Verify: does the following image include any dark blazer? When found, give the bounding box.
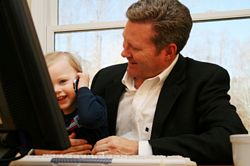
[91,55,247,165]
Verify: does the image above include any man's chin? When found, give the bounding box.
[127,64,141,76]
[127,71,138,79]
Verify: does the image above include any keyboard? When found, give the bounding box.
[10,154,197,166]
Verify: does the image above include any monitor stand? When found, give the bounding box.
[0,133,20,165]
[0,146,18,166]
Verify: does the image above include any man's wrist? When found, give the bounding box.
[138,141,153,155]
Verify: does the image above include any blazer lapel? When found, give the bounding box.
[151,55,187,139]
[105,67,126,135]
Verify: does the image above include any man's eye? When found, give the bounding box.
[131,46,140,51]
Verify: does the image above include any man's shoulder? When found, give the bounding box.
[184,56,227,73]
[96,63,127,77]
[175,55,230,82]
[100,63,127,72]
[92,63,127,84]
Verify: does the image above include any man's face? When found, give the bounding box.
[121,21,167,80]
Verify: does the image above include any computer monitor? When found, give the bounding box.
[0,0,70,160]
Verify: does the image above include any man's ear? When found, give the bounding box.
[161,43,177,61]
[166,43,177,57]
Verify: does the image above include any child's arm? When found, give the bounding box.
[76,87,107,129]
[75,72,107,129]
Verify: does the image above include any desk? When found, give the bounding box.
[199,165,232,166]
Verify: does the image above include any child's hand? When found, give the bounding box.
[76,72,90,88]
[65,132,92,154]
[34,133,92,155]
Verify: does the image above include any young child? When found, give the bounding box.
[45,51,108,146]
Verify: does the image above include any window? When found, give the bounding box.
[42,0,250,115]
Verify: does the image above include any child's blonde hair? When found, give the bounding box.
[45,51,82,72]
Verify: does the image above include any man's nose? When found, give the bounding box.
[121,46,131,58]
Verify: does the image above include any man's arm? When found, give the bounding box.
[149,68,247,164]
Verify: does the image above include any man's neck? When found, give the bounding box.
[134,78,144,89]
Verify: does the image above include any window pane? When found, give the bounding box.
[55,29,126,77]
[182,18,250,113]
[58,0,136,25]
[180,0,250,13]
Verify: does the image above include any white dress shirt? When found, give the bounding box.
[116,54,179,155]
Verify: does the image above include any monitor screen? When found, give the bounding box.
[0,0,70,158]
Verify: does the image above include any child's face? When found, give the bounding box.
[48,59,77,115]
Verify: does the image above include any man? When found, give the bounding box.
[91,0,247,165]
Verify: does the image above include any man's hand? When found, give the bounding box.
[92,136,138,155]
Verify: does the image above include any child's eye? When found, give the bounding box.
[59,79,67,85]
